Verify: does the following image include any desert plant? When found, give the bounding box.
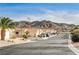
[71,29,79,42]
[22,31,30,39]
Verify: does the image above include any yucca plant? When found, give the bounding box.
[0,17,15,40]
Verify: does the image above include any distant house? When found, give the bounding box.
[0,28,57,40]
[12,28,57,37]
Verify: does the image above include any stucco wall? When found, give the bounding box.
[5,29,10,40]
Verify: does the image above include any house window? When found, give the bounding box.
[16,32,19,34]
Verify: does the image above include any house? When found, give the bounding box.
[12,28,57,38]
[0,28,57,40]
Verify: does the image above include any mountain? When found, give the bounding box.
[13,20,76,32]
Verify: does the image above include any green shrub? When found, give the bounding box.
[22,31,30,39]
[71,29,79,42]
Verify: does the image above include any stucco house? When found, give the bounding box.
[0,28,57,40]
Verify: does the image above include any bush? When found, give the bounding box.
[71,29,79,42]
[22,31,30,39]
[38,33,46,37]
[46,34,49,37]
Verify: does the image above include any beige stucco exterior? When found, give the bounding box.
[0,28,57,40]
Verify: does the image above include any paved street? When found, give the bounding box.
[0,33,75,55]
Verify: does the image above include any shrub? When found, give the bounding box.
[22,31,30,39]
[38,33,46,37]
[71,29,79,42]
[46,34,49,37]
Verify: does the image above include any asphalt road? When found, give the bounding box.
[0,33,75,55]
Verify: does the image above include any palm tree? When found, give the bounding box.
[0,17,15,40]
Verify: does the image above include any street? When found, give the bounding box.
[0,33,75,55]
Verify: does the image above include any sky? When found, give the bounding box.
[0,3,79,25]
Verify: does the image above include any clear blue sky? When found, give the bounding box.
[0,3,79,24]
[0,3,79,16]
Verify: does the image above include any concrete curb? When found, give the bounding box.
[68,39,79,55]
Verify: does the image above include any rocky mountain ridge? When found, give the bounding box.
[13,20,77,32]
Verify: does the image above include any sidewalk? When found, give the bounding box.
[0,38,36,48]
[72,42,79,52]
[68,39,79,55]
[73,42,79,47]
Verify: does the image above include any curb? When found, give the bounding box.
[68,39,79,55]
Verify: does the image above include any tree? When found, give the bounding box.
[0,17,15,40]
